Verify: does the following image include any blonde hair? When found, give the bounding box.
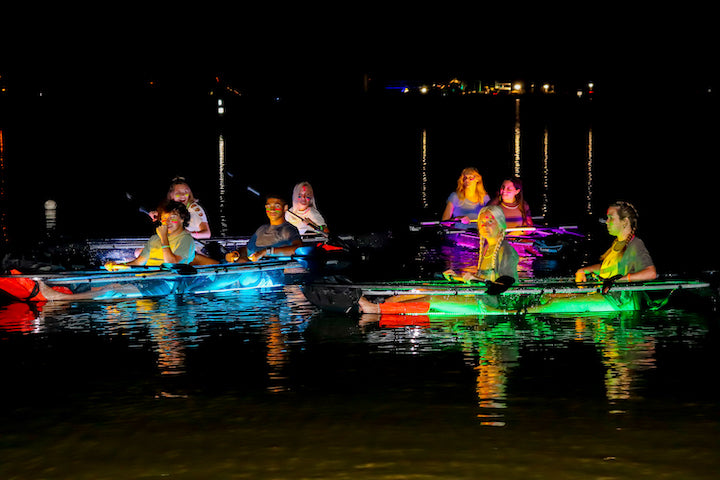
[291,181,317,211]
[477,205,507,279]
[456,167,488,202]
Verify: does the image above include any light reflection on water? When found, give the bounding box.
[1,286,718,478]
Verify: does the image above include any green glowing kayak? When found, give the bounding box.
[303,278,714,315]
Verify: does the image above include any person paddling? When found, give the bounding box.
[108,200,196,269]
[441,167,490,229]
[1,201,196,302]
[358,205,519,314]
[285,181,328,235]
[226,195,303,263]
[489,176,533,228]
[575,201,657,284]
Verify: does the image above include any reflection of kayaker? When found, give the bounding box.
[575,201,657,284]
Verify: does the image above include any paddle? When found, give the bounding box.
[104,262,198,275]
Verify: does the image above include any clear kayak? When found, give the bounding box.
[0,259,306,303]
[303,278,714,315]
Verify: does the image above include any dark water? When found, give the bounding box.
[1,88,720,478]
[1,288,719,478]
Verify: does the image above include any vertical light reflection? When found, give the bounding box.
[0,129,7,243]
[420,128,429,209]
[541,127,550,217]
[218,134,228,236]
[474,344,507,427]
[266,316,289,393]
[586,127,593,215]
[513,98,521,176]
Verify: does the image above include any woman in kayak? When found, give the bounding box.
[285,181,328,235]
[148,177,211,240]
[358,205,519,314]
[575,201,656,283]
[489,176,533,228]
[440,167,490,229]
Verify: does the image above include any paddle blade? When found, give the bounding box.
[486,276,515,295]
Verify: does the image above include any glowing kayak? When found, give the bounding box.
[303,278,713,315]
[441,225,584,256]
[0,260,306,303]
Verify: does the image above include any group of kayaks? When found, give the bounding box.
[0,225,715,316]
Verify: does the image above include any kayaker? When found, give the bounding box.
[489,176,533,228]
[440,167,490,229]
[575,201,657,283]
[148,177,211,240]
[358,205,519,314]
[108,200,196,268]
[285,181,328,235]
[226,195,303,263]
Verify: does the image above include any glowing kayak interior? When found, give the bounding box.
[0,260,306,302]
[303,278,714,315]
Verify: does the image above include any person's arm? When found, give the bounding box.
[622,265,657,282]
[441,202,454,221]
[575,263,601,283]
[156,226,196,264]
[190,221,211,239]
[250,239,303,261]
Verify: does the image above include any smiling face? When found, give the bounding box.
[169,183,192,206]
[500,180,521,203]
[296,185,313,210]
[160,210,185,235]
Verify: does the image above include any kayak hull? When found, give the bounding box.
[0,260,305,302]
[304,279,712,315]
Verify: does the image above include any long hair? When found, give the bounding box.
[456,167,488,202]
[166,176,197,204]
[600,201,639,261]
[477,205,507,276]
[495,176,530,225]
[291,181,317,211]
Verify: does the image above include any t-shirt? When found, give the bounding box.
[186,201,209,234]
[247,222,301,255]
[139,230,196,265]
[285,207,327,235]
[492,201,532,228]
[447,192,490,230]
[600,237,654,279]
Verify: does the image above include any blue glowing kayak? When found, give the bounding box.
[0,259,306,303]
[303,278,714,315]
